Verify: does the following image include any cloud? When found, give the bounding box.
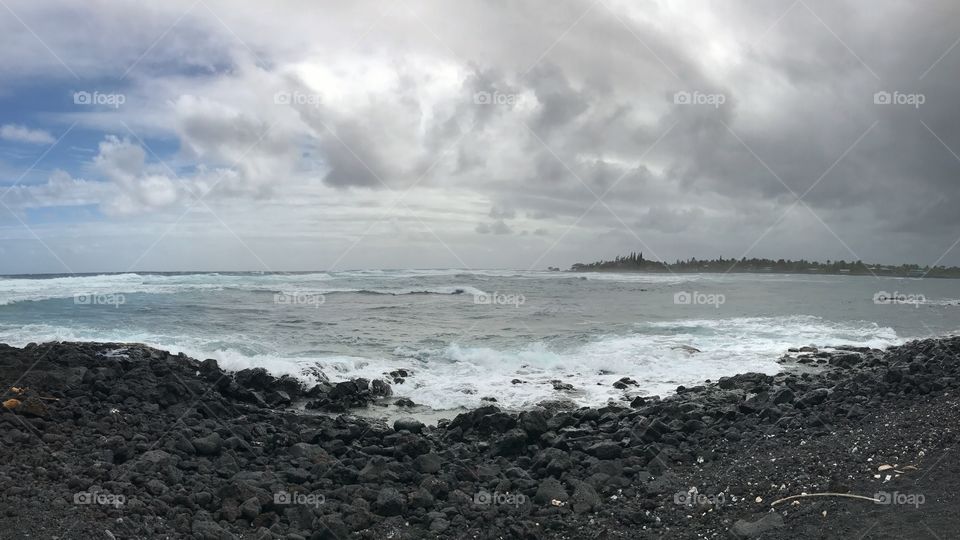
[2,0,960,271]
[1,169,111,210]
[476,219,513,235]
[93,136,183,215]
[0,124,55,145]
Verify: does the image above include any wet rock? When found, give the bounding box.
[518,410,549,437]
[370,378,392,397]
[393,417,424,434]
[830,352,863,368]
[234,367,270,386]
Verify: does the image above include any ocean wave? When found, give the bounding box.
[245,285,489,297]
[921,298,960,306]
[0,271,491,305]
[0,315,903,410]
[0,272,337,305]
[352,285,487,297]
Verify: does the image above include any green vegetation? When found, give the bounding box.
[569,252,960,278]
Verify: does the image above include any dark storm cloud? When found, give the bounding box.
[4,0,960,272]
[319,119,388,189]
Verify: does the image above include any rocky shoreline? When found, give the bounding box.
[1,338,959,539]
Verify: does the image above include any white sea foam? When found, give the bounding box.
[0,272,486,304]
[0,315,903,410]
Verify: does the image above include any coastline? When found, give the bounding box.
[567,268,960,279]
[1,338,958,538]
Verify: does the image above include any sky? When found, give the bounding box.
[1,0,959,274]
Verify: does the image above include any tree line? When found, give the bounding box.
[569,253,960,278]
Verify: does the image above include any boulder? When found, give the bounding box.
[373,487,406,516]
[192,433,224,456]
[393,417,425,434]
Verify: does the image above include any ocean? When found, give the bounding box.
[0,270,957,411]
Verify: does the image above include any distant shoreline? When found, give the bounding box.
[567,254,960,278]
[566,267,960,279]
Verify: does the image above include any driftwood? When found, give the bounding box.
[771,492,881,506]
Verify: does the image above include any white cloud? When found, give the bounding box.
[0,124,55,145]
[1,169,112,210]
[93,136,184,215]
